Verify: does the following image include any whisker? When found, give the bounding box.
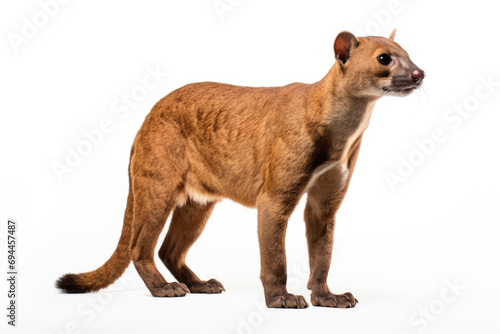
[418,86,430,101]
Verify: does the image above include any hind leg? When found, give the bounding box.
[130,184,190,297]
[159,198,225,294]
[129,123,191,297]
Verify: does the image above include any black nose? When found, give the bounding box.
[411,69,425,84]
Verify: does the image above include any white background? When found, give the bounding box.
[1,0,500,333]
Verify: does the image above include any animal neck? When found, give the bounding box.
[306,64,379,163]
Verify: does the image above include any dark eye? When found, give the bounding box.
[377,54,392,65]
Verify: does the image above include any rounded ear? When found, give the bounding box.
[334,31,359,65]
[388,28,397,41]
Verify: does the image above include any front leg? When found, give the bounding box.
[257,193,309,309]
[304,163,358,308]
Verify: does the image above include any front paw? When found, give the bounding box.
[266,293,309,309]
[311,292,358,308]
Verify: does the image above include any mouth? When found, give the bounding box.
[382,82,420,95]
[382,85,418,93]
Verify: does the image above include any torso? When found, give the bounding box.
[153,81,375,207]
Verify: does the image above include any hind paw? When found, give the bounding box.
[187,279,225,294]
[151,282,190,297]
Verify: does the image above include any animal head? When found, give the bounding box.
[333,29,424,97]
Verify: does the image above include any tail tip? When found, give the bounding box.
[56,274,88,293]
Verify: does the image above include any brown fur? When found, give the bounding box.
[57,31,424,308]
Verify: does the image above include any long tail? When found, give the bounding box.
[56,185,134,293]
